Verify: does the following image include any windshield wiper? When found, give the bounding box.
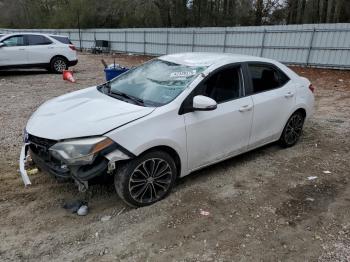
[98,82,111,94]
[109,90,144,106]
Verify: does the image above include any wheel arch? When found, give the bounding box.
[293,107,306,118]
[50,55,68,64]
[278,106,307,139]
[138,145,182,178]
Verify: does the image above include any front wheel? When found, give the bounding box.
[114,151,177,207]
[50,57,68,74]
[279,111,305,147]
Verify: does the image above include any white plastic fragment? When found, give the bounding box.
[307,176,318,181]
[19,144,31,186]
[77,205,88,216]
[101,215,111,222]
[27,168,39,176]
[323,170,331,174]
[200,209,210,216]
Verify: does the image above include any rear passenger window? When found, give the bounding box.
[27,35,52,45]
[50,36,72,44]
[248,64,289,94]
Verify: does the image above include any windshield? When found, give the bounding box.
[108,59,207,107]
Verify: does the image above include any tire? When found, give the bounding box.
[279,111,305,147]
[114,150,177,207]
[50,56,68,74]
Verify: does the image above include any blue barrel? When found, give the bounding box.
[104,67,129,81]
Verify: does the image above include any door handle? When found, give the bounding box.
[284,92,294,98]
[48,47,54,49]
[239,105,253,112]
[18,48,25,50]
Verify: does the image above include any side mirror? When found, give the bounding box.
[0,42,5,48]
[192,95,217,111]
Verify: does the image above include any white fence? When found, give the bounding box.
[1,23,350,69]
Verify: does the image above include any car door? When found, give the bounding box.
[182,64,254,171]
[246,62,296,149]
[0,35,28,66]
[25,35,54,64]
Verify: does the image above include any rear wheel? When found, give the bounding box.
[114,151,177,207]
[279,111,305,147]
[50,56,68,74]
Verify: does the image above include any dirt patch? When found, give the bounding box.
[0,53,350,261]
[276,180,341,225]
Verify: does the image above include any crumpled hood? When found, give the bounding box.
[26,86,155,140]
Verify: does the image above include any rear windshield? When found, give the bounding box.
[51,36,72,44]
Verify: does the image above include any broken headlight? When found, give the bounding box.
[49,137,114,165]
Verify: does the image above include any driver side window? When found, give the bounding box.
[2,35,25,47]
[194,66,243,103]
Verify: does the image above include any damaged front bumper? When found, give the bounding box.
[19,136,132,188]
[19,143,31,186]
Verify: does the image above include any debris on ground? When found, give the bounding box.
[307,176,318,181]
[27,168,39,175]
[77,205,89,216]
[63,200,87,214]
[101,215,111,222]
[199,209,210,216]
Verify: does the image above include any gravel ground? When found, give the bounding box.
[0,53,350,261]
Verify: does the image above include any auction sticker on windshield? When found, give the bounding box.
[170,70,197,78]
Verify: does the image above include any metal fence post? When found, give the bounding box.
[108,31,111,53]
[124,30,127,53]
[223,29,227,53]
[191,30,195,52]
[260,29,266,57]
[306,28,316,66]
[143,30,146,55]
[165,30,169,54]
[78,28,82,51]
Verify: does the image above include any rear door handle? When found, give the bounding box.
[18,48,25,50]
[48,47,54,49]
[239,105,253,112]
[284,92,294,98]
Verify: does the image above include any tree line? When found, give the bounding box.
[0,0,349,29]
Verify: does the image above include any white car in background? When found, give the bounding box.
[20,53,314,207]
[0,33,77,73]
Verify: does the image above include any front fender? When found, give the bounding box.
[106,107,188,177]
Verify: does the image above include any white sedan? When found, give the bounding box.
[20,53,314,207]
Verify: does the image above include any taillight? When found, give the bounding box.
[309,84,315,93]
[69,45,76,51]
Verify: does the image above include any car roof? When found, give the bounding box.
[0,32,69,38]
[159,52,276,67]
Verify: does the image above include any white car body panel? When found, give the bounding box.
[0,45,29,65]
[26,87,155,140]
[26,43,56,64]
[22,52,314,183]
[248,81,296,149]
[184,96,254,171]
[106,105,188,177]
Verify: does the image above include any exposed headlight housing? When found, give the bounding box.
[49,137,114,165]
